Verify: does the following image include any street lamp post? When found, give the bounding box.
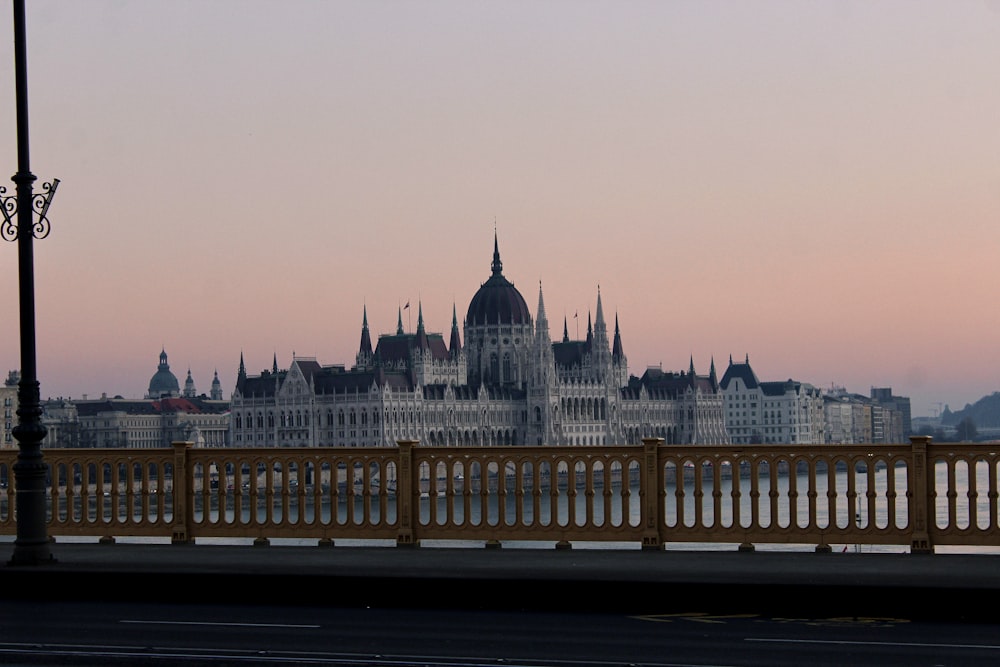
[2,0,57,565]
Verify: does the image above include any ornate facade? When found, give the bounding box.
[231,236,728,448]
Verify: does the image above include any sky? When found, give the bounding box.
[1,1,999,419]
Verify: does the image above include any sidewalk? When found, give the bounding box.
[3,540,999,620]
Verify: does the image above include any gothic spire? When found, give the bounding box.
[491,229,503,276]
[563,316,570,343]
[237,352,246,392]
[595,285,606,331]
[397,306,404,335]
[359,304,373,357]
[612,313,624,361]
[415,301,429,349]
[449,302,462,357]
[536,281,548,331]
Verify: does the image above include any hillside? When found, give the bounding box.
[941,392,1000,428]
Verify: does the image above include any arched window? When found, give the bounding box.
[489,354,499,382]
[502,353,511,383]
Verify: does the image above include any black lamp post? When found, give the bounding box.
[2,0,57,565]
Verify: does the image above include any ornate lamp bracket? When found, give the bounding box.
[1,177,58,241]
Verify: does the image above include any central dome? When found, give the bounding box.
[466,235,531,326]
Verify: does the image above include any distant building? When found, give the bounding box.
[719,356,825,444]
[39,351,230,448]
[822,386,909,444]
[230,235,728,448]
[871,387,911,437]
[40,397,79,448]
[72,395,230,448]
[1,371,18,448]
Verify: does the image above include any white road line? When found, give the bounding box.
[121,619,321,629]
[748,637,1000,650]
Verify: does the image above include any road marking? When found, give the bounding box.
[121,619,321,629]
[632,612,759,623]
[748,638,1000,650]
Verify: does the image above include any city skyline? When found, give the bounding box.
[2,1,999,418]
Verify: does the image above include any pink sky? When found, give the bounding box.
[2,1,999,418]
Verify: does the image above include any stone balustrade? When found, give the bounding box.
[1,436,996,553]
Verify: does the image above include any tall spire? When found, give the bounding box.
[359,304,373,357]
[595,285,606,331]
[397,306,404,335]
[612,313,624,361]
[536,281,548,330]
[449,302,462,357]
[563,316,570,343]
[237,352,246,388]
[415,300,429,349]
[272,353,278,374]
[491,229,503,276]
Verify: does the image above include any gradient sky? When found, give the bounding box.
[2,1,999,419]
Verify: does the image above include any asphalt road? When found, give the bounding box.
[3,598,1000,666]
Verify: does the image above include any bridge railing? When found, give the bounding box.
[0,436,996,552]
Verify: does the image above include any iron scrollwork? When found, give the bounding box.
[0,177,59,241]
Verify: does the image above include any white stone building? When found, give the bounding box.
[231,236,729,448]
[719,355,825,444]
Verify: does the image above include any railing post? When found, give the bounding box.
[908,435,933,554]
[396,439,419,547]
[641,437,664,551]
[171,441,192,544]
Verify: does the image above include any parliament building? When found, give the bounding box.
[231,236,728,448]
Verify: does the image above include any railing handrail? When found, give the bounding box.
[2,435,997,553]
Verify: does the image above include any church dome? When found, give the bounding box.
[466,235,531,326]
[148,349,180,398]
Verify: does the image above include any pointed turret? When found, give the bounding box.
[536,281,549,337]
[211,369,223,400]
[612,314,624,361]
[415,301,429,349]
[449,303,462,358]
[359,305,373,356]
[184,367,195,397]
[397,306,404,335]
[563,316,570,343]
[491,229,503,276]
[585,312,593,348]
[272,353,278,374]
[709,356,718,390]
[689,355,696,376]
[594,286,606,334]
[236,352,247,393]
